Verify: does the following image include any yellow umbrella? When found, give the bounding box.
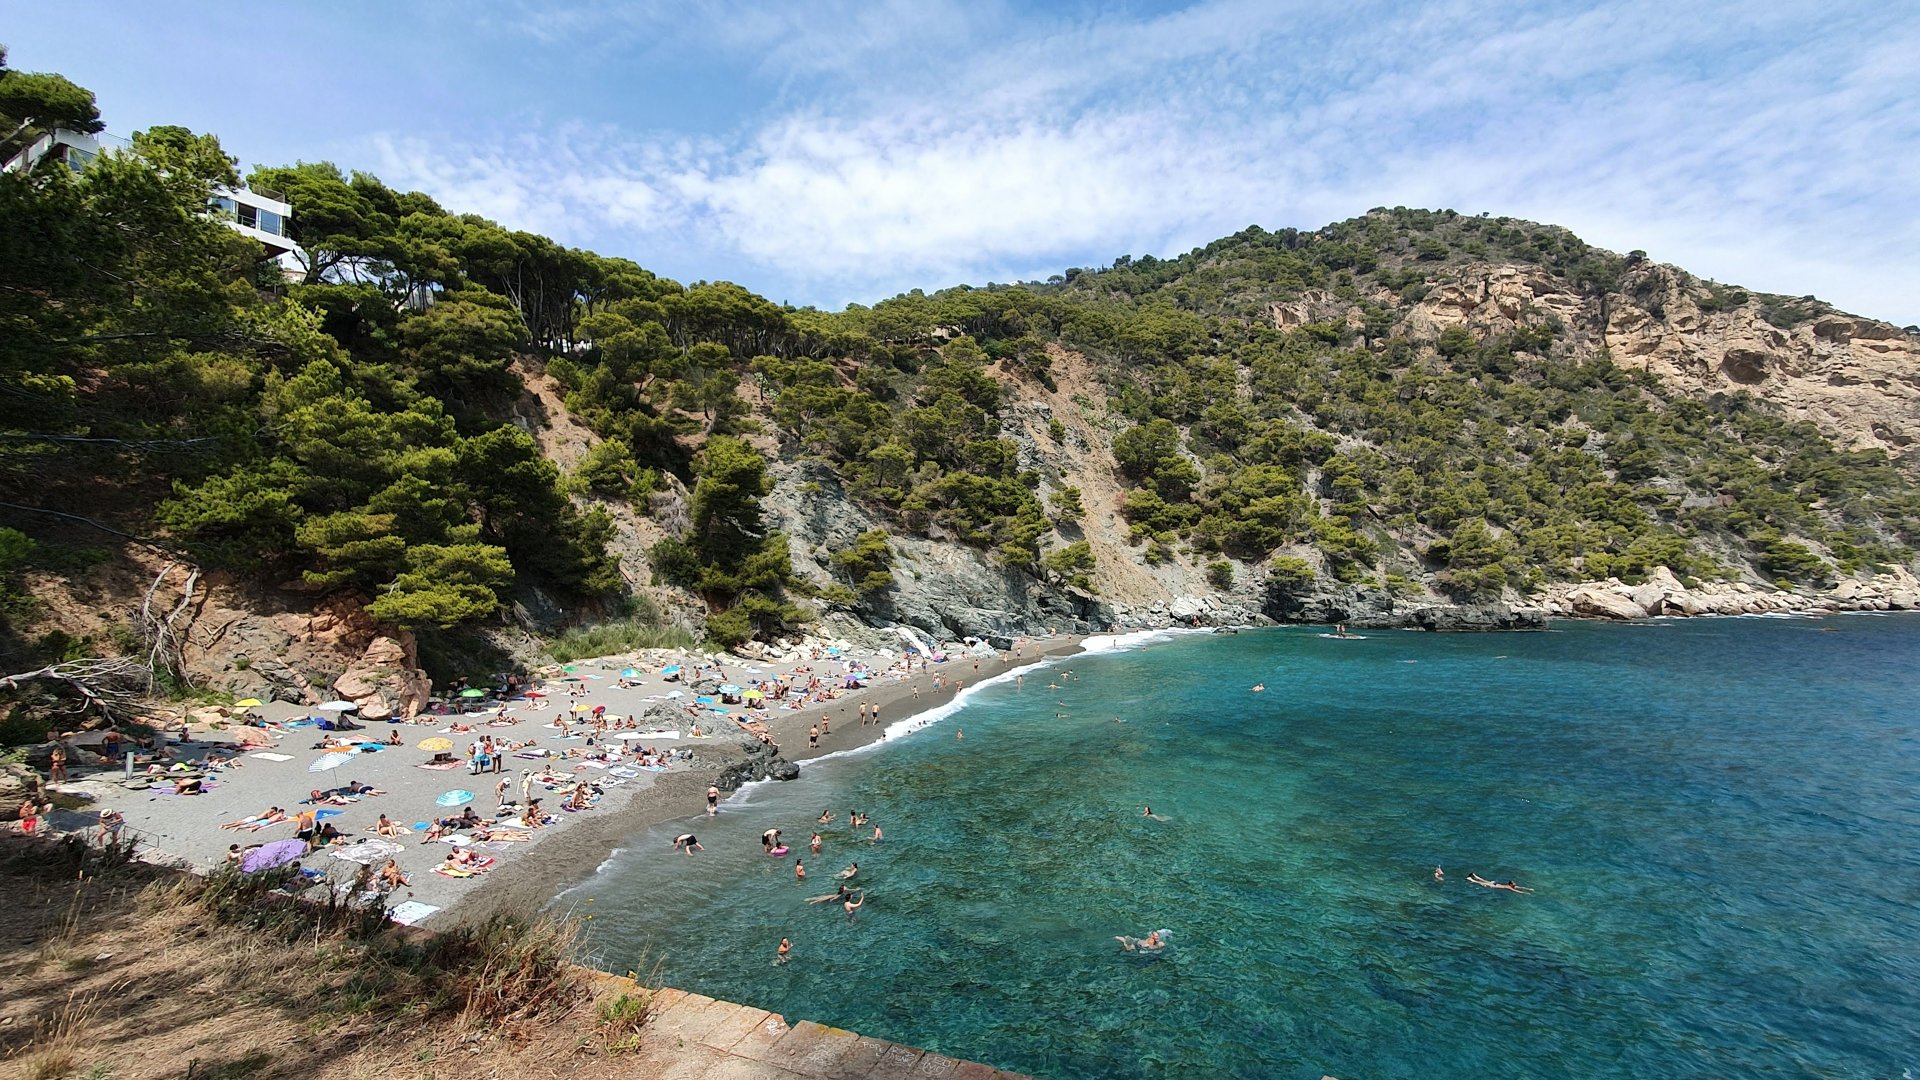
[417,737,454,752]
[571,703,593,712]
[234,699,263,708]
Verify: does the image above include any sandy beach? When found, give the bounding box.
[61,633,1083,928]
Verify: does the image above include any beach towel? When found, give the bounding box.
[330,839,403,865]
[387,901,439,925]
[416,761,463,771]
[249,752,294,762]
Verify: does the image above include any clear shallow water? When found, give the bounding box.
[574,618,1920,1079]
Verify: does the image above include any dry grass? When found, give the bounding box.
[0,839,669,1080]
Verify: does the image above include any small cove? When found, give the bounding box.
[574,617,1920,1079]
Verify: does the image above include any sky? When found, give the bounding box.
[6,1,1917,323]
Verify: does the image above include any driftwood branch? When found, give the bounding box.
[139,562,200,692]
[0,656,151,721]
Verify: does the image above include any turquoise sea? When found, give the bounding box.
[573,617,1920,1079]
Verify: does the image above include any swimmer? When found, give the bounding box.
[956,728,964,741]
[837,861,859,881]
[871,824,883,844]
[844,891,864,923]
[809,831,823,855]
[795,859,806,882]
[1466,873,1532,893]
[776,937,791,965]
[818,810,834,825]
[762,828,781,852]
[1434,866,1445,882]
[1251,683,1265,692]
[673,833,704,856]
[1116,929,1167,952]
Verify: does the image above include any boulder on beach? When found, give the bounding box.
[1567,588,1648,621]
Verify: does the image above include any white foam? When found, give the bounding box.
[1080,627,1211,655]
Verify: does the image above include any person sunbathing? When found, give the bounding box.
[378,859,410,889]
[385,731,403,746]
[422,816,459,842]
[373,814,403,837]
[221,807,286,830]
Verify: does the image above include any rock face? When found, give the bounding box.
[1276,261,1920,461]
[1262,579,1546,631]
[766,460,1116,639]
[332,634,432,719]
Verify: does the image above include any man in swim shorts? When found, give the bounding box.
[673,834,704,855]
[706,785,719,814]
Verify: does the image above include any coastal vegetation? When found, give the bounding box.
[0,836,660,1077]
[4,55,1919,720]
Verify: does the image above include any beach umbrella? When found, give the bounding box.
[234,698,263,708]
[743,690,765,701]
[620,668,640,678]
[436,790,474,808]
[241,838,308,873]
[665,691,685,699]
[417,737,453,752]
[458,688,487,699]
[317,700,359,712]
[718,684,742,695]
[661,666,681,675]
[571,702,592,712]
[309,751,355,773]
[526,689,547,697]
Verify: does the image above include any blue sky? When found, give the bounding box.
[7,1,1917,323]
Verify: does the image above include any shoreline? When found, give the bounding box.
[454,635,1085,924]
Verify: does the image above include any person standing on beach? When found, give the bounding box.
[859,701,870,724]
[706,785,720,816]
[820,715,829,736]
[494,773,512,810]
[870,704,879,725]
[809,725,820,749]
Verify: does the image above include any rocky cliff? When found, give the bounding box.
[1274,259,1920,463]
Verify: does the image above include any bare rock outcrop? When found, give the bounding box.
[332,634,432,720]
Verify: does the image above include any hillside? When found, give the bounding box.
[4,58,1920,735]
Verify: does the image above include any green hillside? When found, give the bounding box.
[4,57,1918,686]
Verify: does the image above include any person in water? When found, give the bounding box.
[870,824,883,844]
[809,831,823,855]
[776,937,791,965]
[762,827,781,852]
[837,861,858,880]
[1467,873,1531,892]
[1250,683,1265,692]
[706,785,720,815]
[673,833,704,856]
[795,859,806,882]
[1116,930,1166,952]
[843,891,864,923]
[1434,866,1445,882]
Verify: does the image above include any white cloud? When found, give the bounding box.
[363,0,1920,323]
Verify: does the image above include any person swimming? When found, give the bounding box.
[1250,683,1265,692]
[1467,873,1531,893]
[1116,929,1169,952]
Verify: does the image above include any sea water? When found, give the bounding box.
[573,618,1920,1079]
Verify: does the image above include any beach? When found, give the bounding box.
[61,633,1082,928]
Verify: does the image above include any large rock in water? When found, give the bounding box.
[1405,604,1547,631]
[333,634,432,719]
